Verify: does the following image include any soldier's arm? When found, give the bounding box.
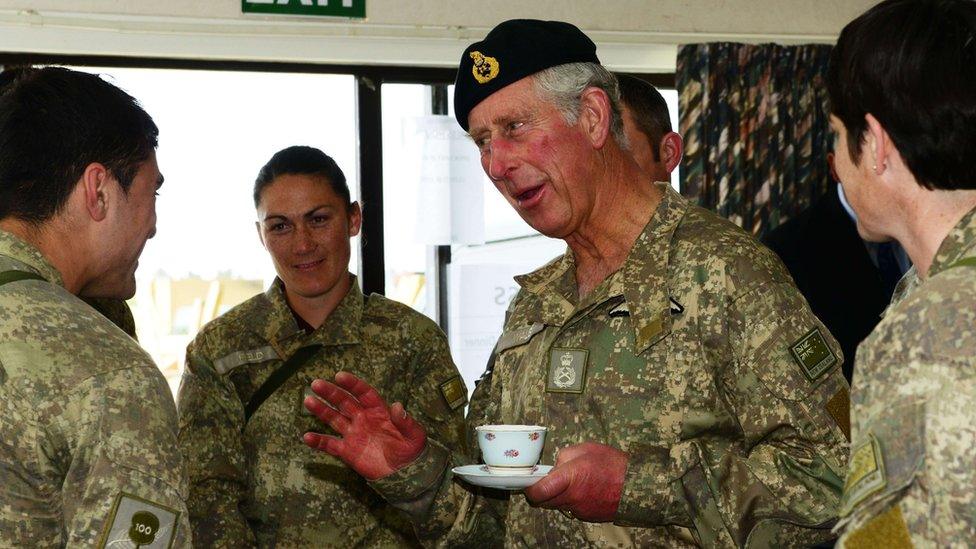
[614,281,849,546]
[176,339,256,547]
[60,366,192,548]
[707,280,849,545]
[368,362,509,548]
[399,317,467,461]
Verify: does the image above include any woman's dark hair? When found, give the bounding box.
[827,0,976,190]
[253,146,350,207]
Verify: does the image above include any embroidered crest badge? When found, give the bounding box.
[547,348,588,393]
[470,51,500,84]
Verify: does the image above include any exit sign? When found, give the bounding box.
[242,0,366,19]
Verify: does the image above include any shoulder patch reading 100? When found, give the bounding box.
[98,492,180,549]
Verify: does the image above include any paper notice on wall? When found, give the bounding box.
[448,263,535,396]
[404,116,485,245]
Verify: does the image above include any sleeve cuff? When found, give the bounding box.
[614,442,694,527]
[369,438,452,503]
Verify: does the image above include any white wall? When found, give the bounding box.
[0,1,879,71]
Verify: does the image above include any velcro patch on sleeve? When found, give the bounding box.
[841,434,886,516]
[789,327,837,382]
[98,492,180,549]
[439,376,467,411]
[826,388,852,441]
[843,503,913,549]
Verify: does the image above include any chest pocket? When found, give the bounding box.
[488,323,546,424]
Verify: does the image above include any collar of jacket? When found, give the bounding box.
[929,204,976,277]
[513,183,688,356]
[259,275,364,358]
[0,229,65,287]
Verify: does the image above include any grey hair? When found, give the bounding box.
[532,62,628,148]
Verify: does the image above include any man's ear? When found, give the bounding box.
[578,87,613,149]
[659,132,683,174]
[348,201,362,238]
[81,163,111,222]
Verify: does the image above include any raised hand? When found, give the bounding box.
[302,371,427,480]
[523,442,628,522]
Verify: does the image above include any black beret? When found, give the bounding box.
[453,19,599,131]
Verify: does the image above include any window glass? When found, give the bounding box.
[75,67,359,395]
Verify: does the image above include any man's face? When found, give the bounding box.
[621,105,669,183]
[85,152,160,299]
[467,77,598,239]
[256,174,360,302]
[829,114,889,242]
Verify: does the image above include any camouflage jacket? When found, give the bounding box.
[0,230,191,548]
[371,185,851,548]
[177,277,467,548]
[83,297,139,340]
[836,206,976,547]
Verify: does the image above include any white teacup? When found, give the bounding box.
[476,425,547,475]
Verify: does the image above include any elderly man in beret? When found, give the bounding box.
[303,19,850,547]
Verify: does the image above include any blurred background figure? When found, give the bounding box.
[617,74,683,184]
[764,152,910,382]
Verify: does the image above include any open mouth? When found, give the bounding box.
[515,185,544,206]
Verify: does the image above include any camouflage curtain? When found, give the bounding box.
[677,43,834,237]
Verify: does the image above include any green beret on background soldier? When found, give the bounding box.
[0,67,190,547]
[302,19,851,547]
[176,146,467,547]
[826,0,976,545]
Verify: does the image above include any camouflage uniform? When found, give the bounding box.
[371,184,851,548]
[84,297,139,339]
[177,277,467,548]
[0,230,191,548]
[836,206,976,547]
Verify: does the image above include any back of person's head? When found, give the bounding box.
[254,145,350,208]
[617,74,672,160]
[0,66,31,93]
[828,0,976,191]
[0,67,159,225]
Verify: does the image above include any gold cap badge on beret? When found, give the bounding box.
[469,51,499,84]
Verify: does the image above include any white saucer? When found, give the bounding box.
[452,464,553,490]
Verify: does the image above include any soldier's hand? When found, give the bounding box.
[523,442,628,522]
[303,371,427,481]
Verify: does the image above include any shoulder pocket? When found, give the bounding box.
[751,323,840,402]
[840,399,925,517]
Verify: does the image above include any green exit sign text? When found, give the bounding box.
[242,0,366,19]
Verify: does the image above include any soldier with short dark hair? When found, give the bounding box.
[302,20,850,547]
[0,67,190,547]
[617,74,683,184]
[827,0,976,544]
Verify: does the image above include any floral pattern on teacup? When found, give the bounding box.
[529,432,540,441]
[485,432,495,441]
[504,449,519,458]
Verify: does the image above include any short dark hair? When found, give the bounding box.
[253,146,350,207]
[0,67,159,224]
[828,0,976,191]
[617,74,672,162]
[0,66,31,93]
